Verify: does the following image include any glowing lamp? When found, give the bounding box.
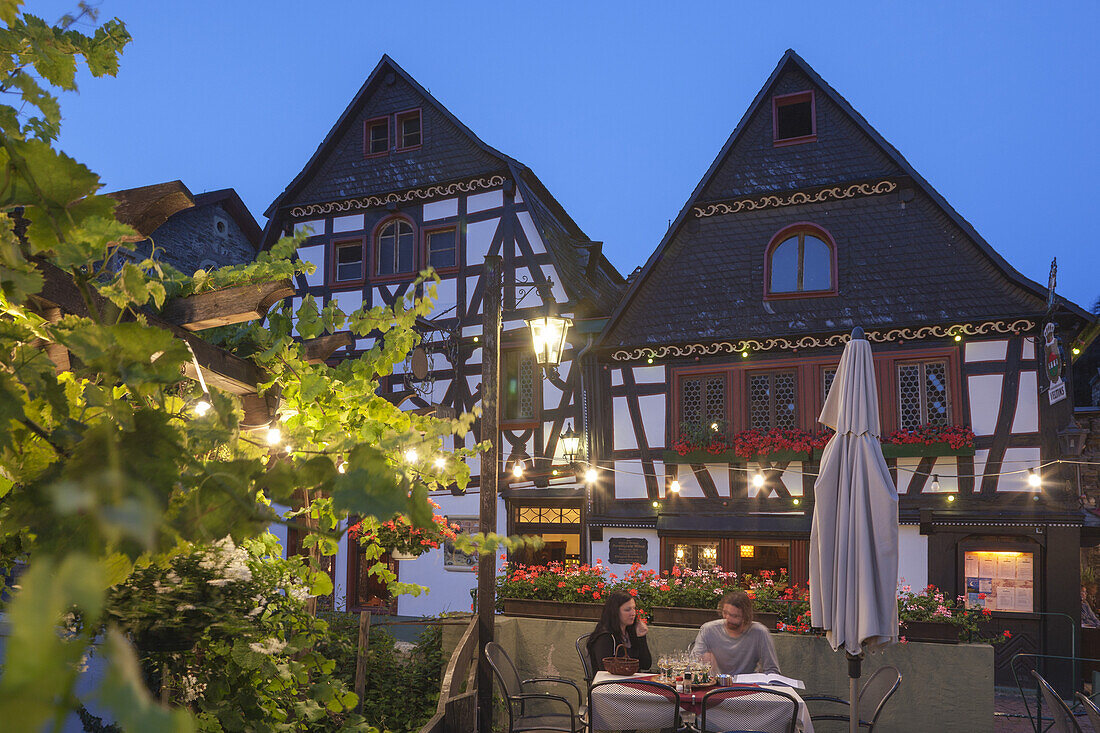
[1028,468,1041,489]
[193,396,213,417]
[669,480,681,494]
[560,423,581,462]
[740,544,755,558]
[585,467,598,484]
[265,426,282,446]
[526,314,573,367]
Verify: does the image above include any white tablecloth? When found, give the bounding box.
[590,671,814,732]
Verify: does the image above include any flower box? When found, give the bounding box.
[391,550,418,561]
[880,444,976,459]
[663,450,744,465]
[901,621,959,644]
[500,598,602,621]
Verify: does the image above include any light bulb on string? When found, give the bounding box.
[930,474,941,492]
[404,448,418,463]
[193,395,213,417]
[669,480,681,494]
[512,460,525,479]
[947,494,956,503]
[652,501,660,508]
[585,467,598,484]
[434,457,446,469]
[1028,468,1041,489]
[265,426,282,446]
[752,471,765,489]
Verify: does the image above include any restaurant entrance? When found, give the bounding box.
[507,499,584,566]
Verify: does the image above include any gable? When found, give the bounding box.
[287,72,504,208]
[699,65,902,202]
[602,50,1087,350]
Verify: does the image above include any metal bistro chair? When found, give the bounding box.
[485,641,585,733]
[1030,670,1082,733]
[588,678,680,733]
[699,685,800,733]
[576,633,594,686]
[802,665,900,732]
[1074,691,1100,732]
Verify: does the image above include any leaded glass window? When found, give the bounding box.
[503,350,537,423]
[749,371,798,431]
[897,361,950,431]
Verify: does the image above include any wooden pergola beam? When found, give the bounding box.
[159,279,294,331]
[303,332,354,364]
[31,258,268,400]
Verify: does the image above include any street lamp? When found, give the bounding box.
[1057,418,1088,457]
[526,314,572,368]
[560,422,581,463]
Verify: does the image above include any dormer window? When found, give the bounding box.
[772,91,815,145]
[365,117,389,156]
[396,109,421,150]
[764,223,836,298]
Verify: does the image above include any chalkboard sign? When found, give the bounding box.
[608,537,649,566]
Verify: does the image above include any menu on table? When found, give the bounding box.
[964,550,1034,613]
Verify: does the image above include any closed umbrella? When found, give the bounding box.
[809,327,899,733]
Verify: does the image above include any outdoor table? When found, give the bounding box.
[590,671,814,732]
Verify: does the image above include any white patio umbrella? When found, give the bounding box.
[809,327,899,733]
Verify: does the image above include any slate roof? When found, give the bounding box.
[193,188,262,250]
[600,50,1092,350]
[264,55,623,314]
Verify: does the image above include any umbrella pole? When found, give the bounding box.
[847,651,863,733]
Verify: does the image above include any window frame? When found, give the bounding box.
[395,108,422,152]
[363,115,390,158]
[772,90,817,146]
[422,224,459,276]
[746,367,800,432]
[895,358,952,431]
[371,214,418,283]
[763,222,838,301]
[661,536,793,576]
[501,344,541,428]
[327,236,367,288]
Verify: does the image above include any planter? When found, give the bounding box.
[391,550,419,561]
[880,443,975,459]
[745,450,813,464]
[500,598,602,621]
[901,620,959,644]
[663,450,744,465]
[650,606,779,631]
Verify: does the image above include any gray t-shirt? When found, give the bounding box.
[693,620,780,675]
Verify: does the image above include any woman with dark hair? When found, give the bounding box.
[587,590,652,672]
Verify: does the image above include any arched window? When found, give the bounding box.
[375,217,415,277]
[764,224,836,297]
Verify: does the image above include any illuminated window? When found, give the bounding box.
[672,542,719,571]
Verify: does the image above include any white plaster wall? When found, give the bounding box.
[332,289,362,315]
[964,340,1007,362]
[967,374,1003,436]
[466,218,498,265]
[632,367,666,384]
[611,369,624,387]
[432,278,457,318]
[293,219,326,237]
[973,449,989,488]
[1022,337,1036,360]
[613,396,636,450]
[516,211,547,254]
[423,197,458,221]
[999,447,1043,491]
[333,522,349,612]
[638,394,665,449]
[396,492,506,616]
[467,189,503,214]
[614,460,652,499]
[898,526,928,591]
[591,528,660,575]
[1011,371,1039,434]
[332,214,364,233]
[297,244,326,287]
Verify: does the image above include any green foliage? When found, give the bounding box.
[0,4,509,730]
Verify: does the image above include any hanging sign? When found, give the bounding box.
[1046,258,1058,313]
[1044,322,1067,405]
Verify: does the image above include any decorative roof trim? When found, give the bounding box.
[693,179,897,219]
[609,318,1036,362]
[289,175,507,218]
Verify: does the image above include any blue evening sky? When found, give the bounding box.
[41,1,1100,311]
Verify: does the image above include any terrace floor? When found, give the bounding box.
[994,686,1097,732]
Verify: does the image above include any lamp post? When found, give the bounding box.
[477,257,574,732]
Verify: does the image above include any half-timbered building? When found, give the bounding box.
[261,56,623,616]
[588,50,1095,682]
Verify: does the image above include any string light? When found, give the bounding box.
[1028,468,1041,488]
[710,422,719,432]
[947,494,956,502]
[585,467,598,484]
[404,449,418,463]
[265,426,282,446]
[930,474,941,492]
[740,351,749,359]
[953,333,962,342]
[652,500,660,508]
[551,469,559,476]
[1073,346,1081,356]
[752,471,765,489]
[792,498,800,506]
[193,396,212,417]
[434,457,446,469]
[669,480,681,494]
[647,357,654,364]
[337,460,347,474]
[512,460,525,479]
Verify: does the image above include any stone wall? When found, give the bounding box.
[447,616,995,733]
